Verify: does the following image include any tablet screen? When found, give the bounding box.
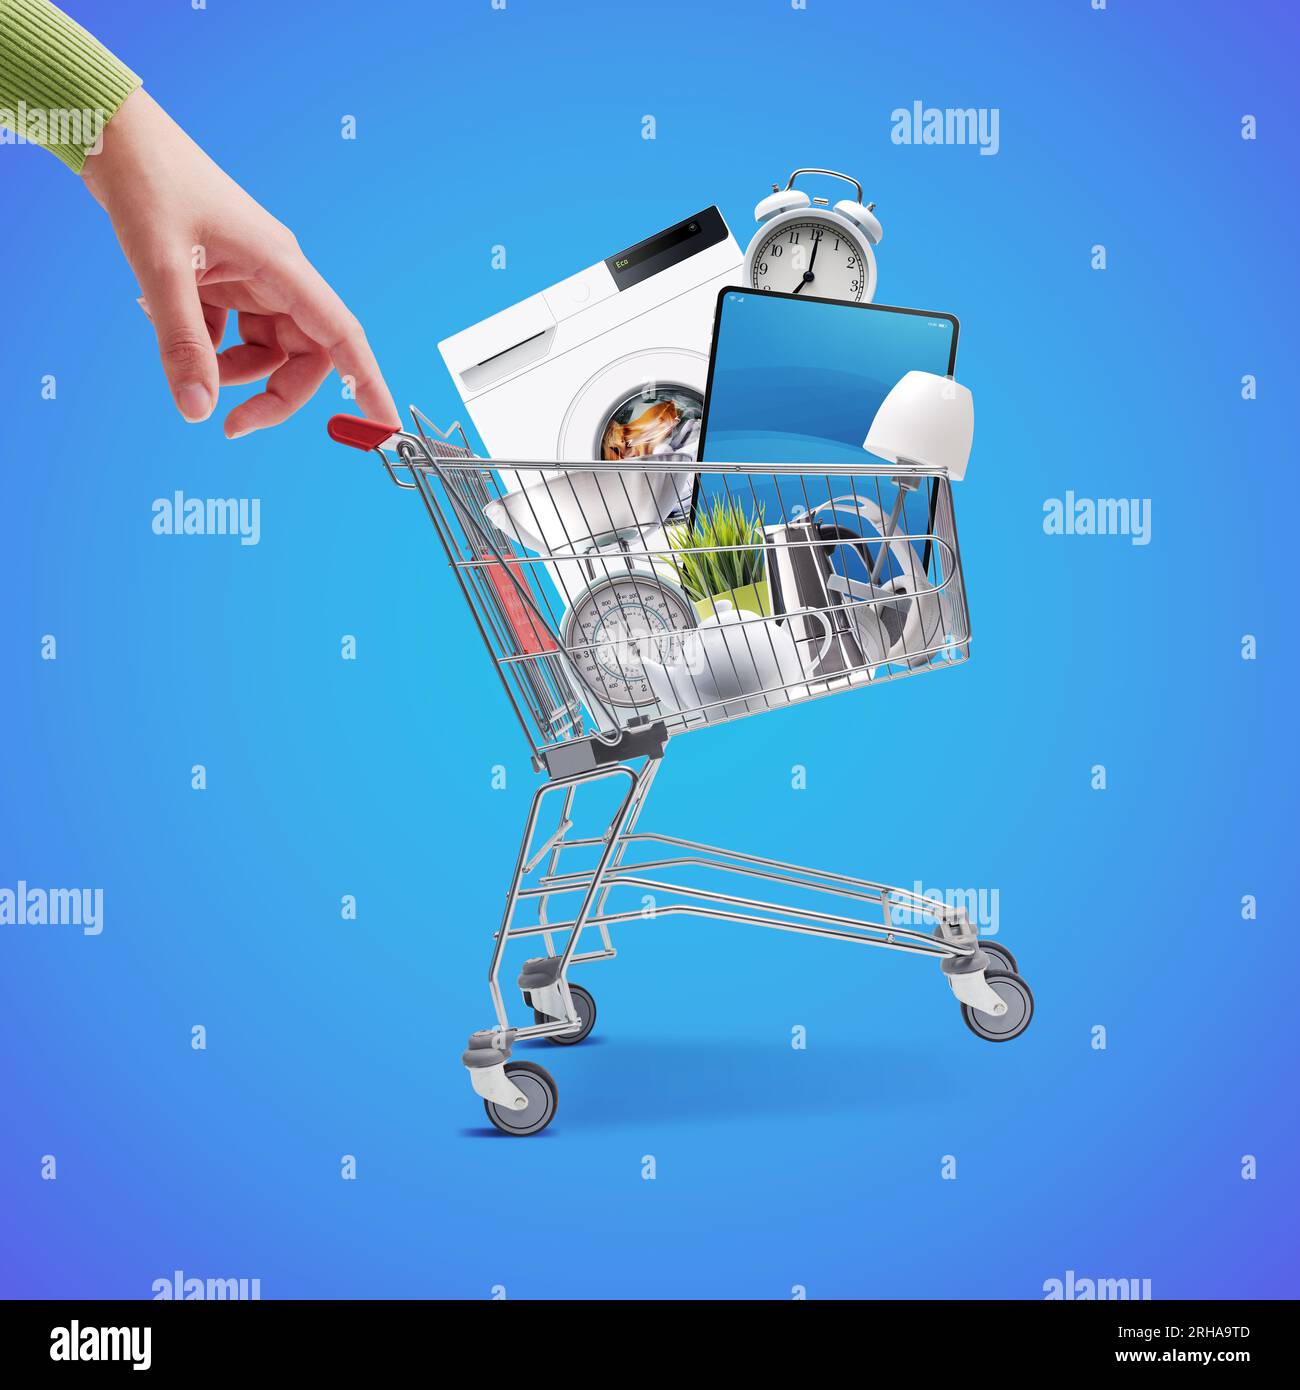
[689,289,961,617]
[697,290,958,469]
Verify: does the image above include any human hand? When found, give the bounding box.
[81,88,398,437]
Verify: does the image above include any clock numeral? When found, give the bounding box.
[770,243,783,257]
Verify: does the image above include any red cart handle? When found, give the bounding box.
[327,414,400,451]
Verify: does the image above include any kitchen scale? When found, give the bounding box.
[557,525,697,722]
[482,453,701,727]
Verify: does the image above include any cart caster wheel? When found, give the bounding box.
[534,983,596,1046]
[978,941,1018,976]
[961,970,1034,1043]
[484,1061,558,1137]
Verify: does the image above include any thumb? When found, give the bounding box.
[135,259,220,423]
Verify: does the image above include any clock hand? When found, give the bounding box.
[791,234,820,294]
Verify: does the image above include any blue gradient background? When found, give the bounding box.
[2,0,1297,1299]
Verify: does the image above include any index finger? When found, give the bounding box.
[257,252,399,428]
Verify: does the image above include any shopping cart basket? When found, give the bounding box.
[328,409,1033,1135]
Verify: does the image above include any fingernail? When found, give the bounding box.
[227,427,252,440]
[177,383,213,422]
[136,296,152,320]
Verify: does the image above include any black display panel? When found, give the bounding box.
[604,207,729,290]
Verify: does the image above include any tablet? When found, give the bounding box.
[691,290,960,655]
[697,288,959,469]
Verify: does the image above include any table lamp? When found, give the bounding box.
[863,370,974,481]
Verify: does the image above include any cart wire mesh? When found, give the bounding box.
[344,409,970,766]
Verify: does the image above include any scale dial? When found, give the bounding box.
[747,214,876,303]
[561,572,696,709]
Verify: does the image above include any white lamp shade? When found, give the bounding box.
[863,371,974,480]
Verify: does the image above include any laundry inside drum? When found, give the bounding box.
[598,385,703,461]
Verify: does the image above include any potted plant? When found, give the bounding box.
[667,497,770,621]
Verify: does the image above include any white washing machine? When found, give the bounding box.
[438,205,741,480]
[438,208,742,731]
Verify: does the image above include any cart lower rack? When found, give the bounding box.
[329,409,1033,1135]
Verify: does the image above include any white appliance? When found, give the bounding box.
[438,206,742,486]
[438,208,742,733]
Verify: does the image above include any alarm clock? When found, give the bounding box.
[743,168,883,303]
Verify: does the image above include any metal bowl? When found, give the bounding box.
[484,462,694,555]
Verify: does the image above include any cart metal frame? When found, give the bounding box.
[328,408,1033,1135]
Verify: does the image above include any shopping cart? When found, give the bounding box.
[328,409,1033,1136]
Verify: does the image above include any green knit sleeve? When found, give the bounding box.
[0,0,140,173]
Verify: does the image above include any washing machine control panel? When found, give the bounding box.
[603,207,731,292]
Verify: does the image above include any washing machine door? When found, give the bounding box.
[499,348,702,512]
[544,346,703,538]
[558,347,707,467]
[497,346,706,553]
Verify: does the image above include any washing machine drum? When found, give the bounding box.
[558,348,707,464]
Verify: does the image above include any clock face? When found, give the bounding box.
[750,218,870,302]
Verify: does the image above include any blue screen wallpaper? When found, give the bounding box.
[2,0,1298,1301]
[701,293,956,467]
